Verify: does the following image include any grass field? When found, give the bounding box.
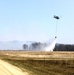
[0,50,74,75]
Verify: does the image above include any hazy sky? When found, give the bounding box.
[0,0,74,44]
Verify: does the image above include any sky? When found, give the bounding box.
[0,0,74,44]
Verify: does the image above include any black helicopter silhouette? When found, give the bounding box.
[54,15,60,19]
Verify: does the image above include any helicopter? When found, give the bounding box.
[54,15,60,19]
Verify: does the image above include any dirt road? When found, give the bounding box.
[0,60,28,75]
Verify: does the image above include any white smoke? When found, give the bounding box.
[28,37,57,51]
[44,38,57,51]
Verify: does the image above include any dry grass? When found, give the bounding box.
[0,50,74,60]
[0,50,74,75]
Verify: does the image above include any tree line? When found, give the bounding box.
[23,42,74,51]
[54,44,74,51]
[23,42,47,50]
